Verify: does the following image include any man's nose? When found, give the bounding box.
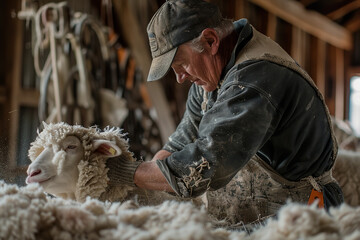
[176,73,187,84]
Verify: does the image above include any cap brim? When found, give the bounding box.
[147,47,178,82]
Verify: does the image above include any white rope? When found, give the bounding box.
[201,89,208,115]
[306,176,322,192]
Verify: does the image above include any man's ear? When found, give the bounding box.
[91,139,122,158]
[201,28,220,55]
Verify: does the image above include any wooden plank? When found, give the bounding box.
[316,39,326,96]
[291,26,300,64]
[248,0,353,50]
[291,27,302,67]
[19,89,40,107]
[291,27,308,69]
[335,48,345,119]
[299,0,318,7]
[302,32,310,73]
[8,3,23,169]
[267,13,277,40]
[0,86,5,103]
[326,45,336,115]
[327,0,360,20]
[235,0,246,19]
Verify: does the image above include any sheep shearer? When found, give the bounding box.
[107,0,344,222]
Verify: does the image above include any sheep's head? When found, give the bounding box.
[25,122,134,201]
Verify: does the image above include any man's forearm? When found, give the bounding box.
[133,160,175,192]
[134,149,174,192]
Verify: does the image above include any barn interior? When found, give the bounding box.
[0,0,359,187]
[2,0,360,239]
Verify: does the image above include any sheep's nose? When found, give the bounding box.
[28,169,42,177]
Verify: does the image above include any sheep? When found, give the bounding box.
[25,122,279,225]
[27,122,270,225]
[331,116,360,151]
[26,122,181,205]
[1,180,360,240]
[330,116,360,206]
[332,149,360,206]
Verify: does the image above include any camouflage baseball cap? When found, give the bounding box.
[146,0,222,81]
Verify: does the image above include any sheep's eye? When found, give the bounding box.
[65,145,77,151]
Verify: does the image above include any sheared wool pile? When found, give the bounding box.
[1,181,360,240]
[0,181,238,240]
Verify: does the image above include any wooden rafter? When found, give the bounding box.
[248,0,353,50]
[344,12,360,32]
[326,0,360,20]
[299,0,319,7]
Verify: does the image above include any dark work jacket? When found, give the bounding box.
[156,19,342,206]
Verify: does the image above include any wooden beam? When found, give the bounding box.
[299,0,318,7]
[327,0,360,20]
[335,48,345,119]
[344,12,360,32]
[248,0,353,50]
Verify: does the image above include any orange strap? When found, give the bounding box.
[308,189,324,208]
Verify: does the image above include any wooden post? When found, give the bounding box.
[235,0,246,19]
[291,27,301,66]
[291,27,307,68]
[267,13,277,40]
[8,4,24,169]
[335,48,345,119]
[316,39,326,97]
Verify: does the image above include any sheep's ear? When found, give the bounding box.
[92,139,122,158]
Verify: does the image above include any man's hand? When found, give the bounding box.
[129,149,175,193]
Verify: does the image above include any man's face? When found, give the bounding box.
[171,43,220,92]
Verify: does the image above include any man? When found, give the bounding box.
[107,0,343,223]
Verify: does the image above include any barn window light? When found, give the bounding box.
[349,76,360,136]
